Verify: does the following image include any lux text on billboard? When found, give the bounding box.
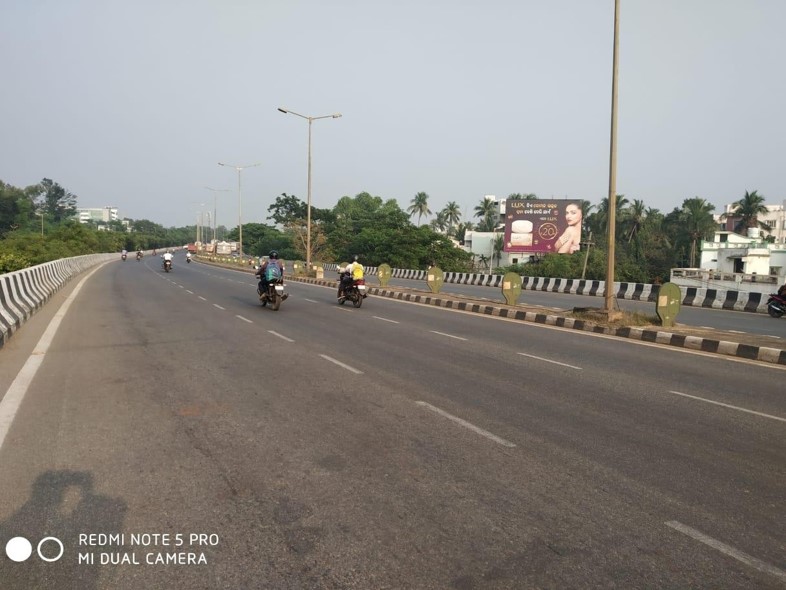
[504,199,582,254]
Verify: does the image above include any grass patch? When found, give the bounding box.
[570,308,660,328]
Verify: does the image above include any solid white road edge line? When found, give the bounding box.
[416,401,516,448]
[0,264,105,453]
[665,521,786,582]
[517,352,582,370]
[319,354,363,374]
[268,330,294,342]
[667,390,786,422]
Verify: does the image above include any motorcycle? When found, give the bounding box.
[163,259,172,273]
[186,257,191,263]
[121,253,127,261]
[136,252,142,261]
[767,293,786,318]
[257,277,287,311]
[338,274,367,308]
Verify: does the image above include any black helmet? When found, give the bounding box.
[352,254,359,262]
[269,250,279,259]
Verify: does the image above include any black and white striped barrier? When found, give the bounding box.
[0,254,115,349]
[321,264,777,313]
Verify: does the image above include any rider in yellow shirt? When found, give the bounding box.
[338,255,364,299]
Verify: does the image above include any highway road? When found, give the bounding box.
[384,276,786,339]
[1,253,784,589]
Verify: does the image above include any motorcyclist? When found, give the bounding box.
[256,250,284,296]
[338,255,364,300]
[162,249,173,269]
[121,248,128,260]
[186,252,192,263]
[778,282,786,298]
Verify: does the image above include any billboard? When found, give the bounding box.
[504,199,582,254]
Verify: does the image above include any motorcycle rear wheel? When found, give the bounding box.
[352,291,363,308]
[271,293,282,311]
[768,305,784,318]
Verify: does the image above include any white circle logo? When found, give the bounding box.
[5,537,33,562]
[37,537,64,562]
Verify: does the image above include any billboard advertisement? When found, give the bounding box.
[504,199,582,254]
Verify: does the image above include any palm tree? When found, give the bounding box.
[407,192,431,226]
[455,221,473,244]
[595,194,629,238]
[429,210,448,233]
[623,199,647,243]
[492,233,504,270]
[441,201,461,235]
[474,197,497,232]
[722,190,768,234]
[679,197,716,267]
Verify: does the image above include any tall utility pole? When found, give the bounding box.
[205,186,231,243]
[218,163,261,259]
[278,107,342,269]
[604,0,621,314]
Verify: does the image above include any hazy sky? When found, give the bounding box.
[2,0,785,229]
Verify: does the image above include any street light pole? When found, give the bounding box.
[604,0,621,314]
[205,186,231,243]
[218,163,260,259]
[278,107,342,269]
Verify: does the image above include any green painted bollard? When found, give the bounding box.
[426,266,444,293]
[377,263,392,287]
[656,282,682,328]
[502,272,522,306]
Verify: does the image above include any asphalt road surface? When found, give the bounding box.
[384,276,786,339]
[1,254,784,589]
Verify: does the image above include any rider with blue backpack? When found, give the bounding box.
[256,250,284,295]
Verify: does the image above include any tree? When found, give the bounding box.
[267,193,307,226]
[0,181,32,235]
[677,197,717,268]
[441,201,462,235]
[429,210,448,233]
[722,190,769,235]
[580,200,594,234]
[587,194,629,240]
[492,233,504,270]
[407,192,431,226]
[473,197,497,232]
[623,199,647,243]
[37,178,77,223]
[454,222,473,244]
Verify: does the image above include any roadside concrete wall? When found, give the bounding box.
[0,254,115,349]
[323,264,775,313]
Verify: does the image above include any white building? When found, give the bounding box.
[718,200,786,244]
[672,229,786,291]
[76,207,120,224]
[699,229,786,278]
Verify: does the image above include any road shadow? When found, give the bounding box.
[0,470,127,590]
